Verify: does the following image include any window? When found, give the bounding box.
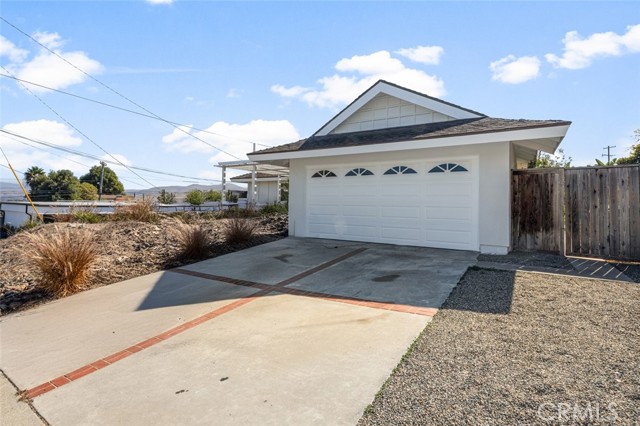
[428,163,468,173]
[383,166,417,175]
[345,168,374,177]
[311,170,337,178]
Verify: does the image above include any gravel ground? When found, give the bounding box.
[478,251,573,269]
[0,214,287,316]
[359,268,640,425]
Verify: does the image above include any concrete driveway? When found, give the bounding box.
[0,238,477,425]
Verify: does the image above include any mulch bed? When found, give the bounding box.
[0,214,288,316]
[359,268,640,425]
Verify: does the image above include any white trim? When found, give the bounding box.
[249,125,570,162]
[315,81,483,136]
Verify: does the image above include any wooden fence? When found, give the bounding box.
[512,165,640,260]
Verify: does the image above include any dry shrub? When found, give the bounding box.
[114,200,157,222]
[176,224,210,260]
[224,218,258,244]
[22,227,97,297]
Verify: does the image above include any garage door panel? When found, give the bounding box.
[308,185,340,197]
[381,227,421,241]
[425,196,472,208]
[378,183,421,197]
[425,182,473,197]
[381,206,420,218]
[308,223,339,235]
[342,184,376,197]
[342,224,379,238]
[308,204,340,215]
[426,229,473,245]
[426,206,471,220]
[342,205,378,217]
[425,218,473,231]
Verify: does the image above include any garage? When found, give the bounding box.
[248,80,571,254]
[305,158,479,250]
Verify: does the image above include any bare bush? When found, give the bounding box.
[21,227,97,297]
[114,200,157,222]
[223,218,258,244]
[175,224,210,260]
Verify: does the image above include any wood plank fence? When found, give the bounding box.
[511,165,640,261]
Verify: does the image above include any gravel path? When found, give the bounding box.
[359,268,640,425]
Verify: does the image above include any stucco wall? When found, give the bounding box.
[288,141,511,254]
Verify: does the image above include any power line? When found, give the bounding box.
[1,64,158,188]
[0,17,243,160]
[0,73,272,148]
[0,129,222,183]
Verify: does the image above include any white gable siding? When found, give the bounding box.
[331,94,455,134]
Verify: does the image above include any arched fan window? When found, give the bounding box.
[383,166,418,175]
[428,163,468,173]
[311,170,337,178]
[345,168,374,177]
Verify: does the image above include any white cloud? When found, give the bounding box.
[396,45,444,65]
[489,55,541,84]
[1,31,103,92]
[271,50,446,109]
[545,24,640,69]
[146,0,173,4]
[0,35,28,63]
[0,120,89,175]
[161,119,300,164]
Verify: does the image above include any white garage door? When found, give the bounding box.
[305,159,479,251]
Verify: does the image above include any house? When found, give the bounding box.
[230,172,288,205]
[248,80,571,254]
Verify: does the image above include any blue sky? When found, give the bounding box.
[1,1,639,189]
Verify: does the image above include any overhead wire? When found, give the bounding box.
[0,64,158,188]
[0,129,222,183]
[0,17,244,160]
[0,74,272,148]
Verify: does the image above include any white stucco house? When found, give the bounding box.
[230,172,288,205]
[248,80,571,254]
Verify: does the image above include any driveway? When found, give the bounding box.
[0,238,477,425]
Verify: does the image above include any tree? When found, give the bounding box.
[528,148,572,168]
[616,129,640,165]
[157,189,176,204]
[80,164,124,195]
[185,189,205,206]
[73,182,98,200]
[47,169,80,201]
[24,166,49,201]
[204,190,221,202]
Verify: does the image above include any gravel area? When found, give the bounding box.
[359,268,640,425]
[0,214,287,316]
[478,250,573,269]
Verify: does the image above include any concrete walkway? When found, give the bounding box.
[477,256,635,283]
[0,238,476,425]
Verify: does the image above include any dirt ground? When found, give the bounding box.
[359,268,640,425]
[0,214,287,316]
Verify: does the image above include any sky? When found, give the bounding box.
[1,1,639,190]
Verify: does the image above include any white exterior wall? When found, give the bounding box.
[288,141,511,254]
[257,181,279,204]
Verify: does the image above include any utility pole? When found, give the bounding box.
[602,145,616,165]
[98,161,106,201]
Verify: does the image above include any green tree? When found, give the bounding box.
[80,164,124,195]
[48,169,80,201]
[204,190,221,202]
[157,189,176,204]
[528,148,572,168]
[24,166,49,200]
[73,182,98,200]
[616,129,640,165]
[185,189,205,206]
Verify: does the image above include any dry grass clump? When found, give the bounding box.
[175,224,210,260]
[114,200,157,222]
[22,227,97,297]
[223,218,258,244]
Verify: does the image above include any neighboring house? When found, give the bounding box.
[230,172,287,205]
[248,80,571,254]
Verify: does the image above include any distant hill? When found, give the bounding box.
[125,183,247,202]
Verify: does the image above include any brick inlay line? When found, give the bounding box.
[23,247,367,400]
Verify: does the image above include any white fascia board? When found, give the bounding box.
[249,125,570,162]
[315,81,483,136]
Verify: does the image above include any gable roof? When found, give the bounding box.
[253,117,571,155]
[313,80,486,136]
